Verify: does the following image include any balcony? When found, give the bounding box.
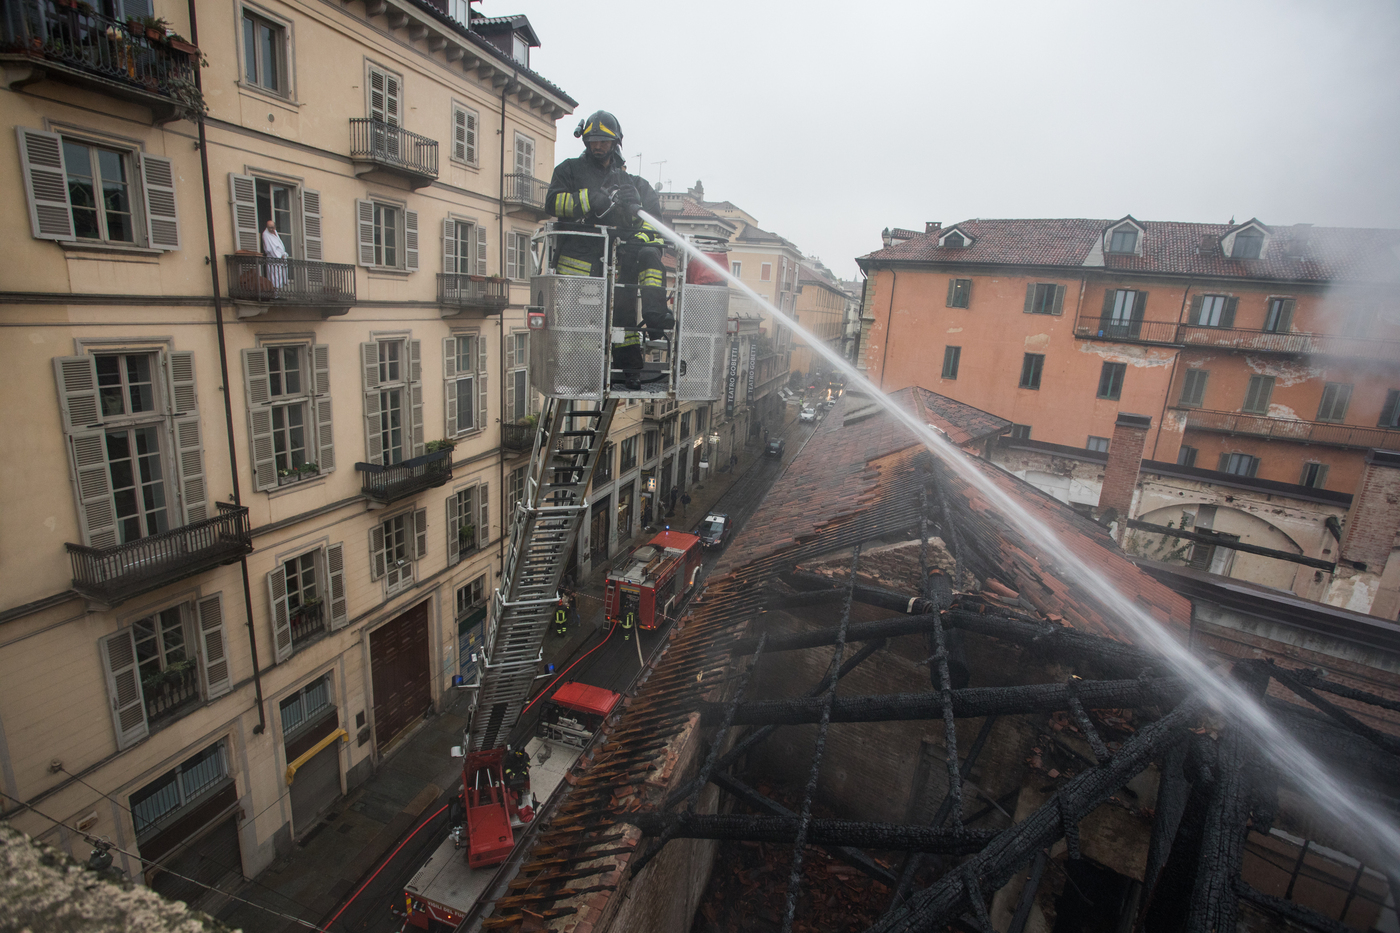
[1072,316,1181,346]
[503,173,550,216]
[143,662,199,725]
[1180,408,1400,451]
[349,118,438,188]
[438,274,509,317]
[289,600,325,649]
[67,503,253,607]
[1176,325,1400,361]
[1,0,203,122]
[643,400,677,421]
[226,255,356,316]
[501,421,536,452]
[355,449,453,504]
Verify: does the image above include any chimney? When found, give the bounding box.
[1098,413,1152,523]
[1340,449,1400,572]
[925,221,942,234]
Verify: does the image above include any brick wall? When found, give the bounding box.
[1098,413,1151,520]
[1340,449,1400,572]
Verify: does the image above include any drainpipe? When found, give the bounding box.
[188,0,266,734]
[878,268,898,390]
[1150,281,1195,462]
[496,75,515,580]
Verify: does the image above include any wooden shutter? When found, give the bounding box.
[54,355,102,432]
[356,199,376,266]
[1101,289,1116,318]
[1023,283,1036,314]
[414,507,428,560]
[1188,295,1203,325]
[99,628,148,749]
[475,224,488,275]
[242,347,270,407]
[1275,298,1295,332]
[506,231,518,280]
[361,342,381,390]
[197,594,232,699]
[477,334,488,434]
[443,337,458,437]
[1220,296,1238,328]
[369,522,386,580]
[313,344,334,472]
[268,564,293,663]
[167,351,206,524]
[478,482,489,544]
[1379,389,1400,428]
[447,492,460,565]
[16,127,75,240]
[1301,463,1329,488]
[363,390,383,465]
[1051,285,1065,315]
[404,209,419,272]
[410,382,425,456]
[1134,291,1148,320]
[409,338,422,384]
[229,173,260,253]
[71,430,118,548]
[139,153,180,250]
[454,106,477,163]
[369,67,400,124]
[947,279,958,308]
[443,218,458,274]
[515,133,534,177]
[302,188,323,261]
[243,349,276,491]
[325,543,348,630]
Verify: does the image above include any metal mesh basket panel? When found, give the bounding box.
[529,275,609,400]
[676,284,729,401]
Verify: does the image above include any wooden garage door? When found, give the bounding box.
[370,601,431,752]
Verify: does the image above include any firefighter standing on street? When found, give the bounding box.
[554,595,570,637]
[545,110,669,390]
[621,610,635,641]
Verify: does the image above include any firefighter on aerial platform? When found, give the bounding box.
[502,745,529,791]
[545,110,670,391]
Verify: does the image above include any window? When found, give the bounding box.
[242,9,287,94]
[1190,529,1239,574]
[443,218,487,276]
[1316,382,1352,423]
[279,675,332,738]
[662,418,676,449]
[760,263,772,282]
[267,544,346,660]
[99,595,229,748]
[228,174,320,260]
[1299,461,1329,489]
[55,350,207,547]
[451,104,479,165]
[17,128,180,249]
[1232,230,1263,259]
[620,435,638,472]
[1188,294,1237,328]
[680,413,691,440]
[506,332,531,422]
[1380,389,1400,428]
[1024,283,1064,316]
[1219,453,1261,477]
[1108,226,1138,253]
[942,346,961,379]
[445,333,487,437]
[1008,424,1031,440]
[130,741,230,840]
[448,482,490,564]
[1263,297,1295,334]
[943,231,966,248]
[731,261,742,277]
[644,430,659,460]
[1086,436,1110,453]
[511,33,530,66]
[1179,369,1209,408]
[946,278,971,308]
[1177,445,1198,467]
[244,344,334,492]
[1242,375,1274,414]
[1019,353,1044,390]
[361,337,422,466]
[356,199,418,271]
[1097,362,1126,400]
[513,131,535,180]
[506,230,535,280]
[456,574,487,620]
[507,465,527,514]
[596,442,614,484]
[371,509,426,596]
[367,63,402,126]
[1101,289,1147,336]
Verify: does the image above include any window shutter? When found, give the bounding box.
[464,109,477,163]
[477,335,488,433]
[1379,389,1400,428]
[139,153,180,250]
[475,223,489,275]
[409,338,422,384]
[53,355,102,432]
[414,507,428,560]
[312,344,334,472]
[385,73,401,125]
[1277,298,1295,332]
[268,564,293,663]
[447,494,460,565]
[1051,285,1065,316]
[1188,295,1203,325]
[443,218,457,274]
[241,347,270,407]
[197,594,232,699]
[229,173,260,253]
[356,199,376,266]
[166,350,198,416]
[1134,291,1148,320]
[16,127,75,240]
[453,107,467,162]
[1101,289,1116,318]
[946,279,957,308]
[70,430,118,548]
[369,523,386,580]
[325,543,348,629]
[505,362,516,421]
[99,628,148,749]
[515,133,534,177]
[506,231,518,280]
[302,188,323,261]
[404,209,419,272]
[362,341,381,390]
[312,343,331,397]
[248,409,276,492]
[1023,283,1035,314]
[363,391,383,465]
[1217,453,1231,472]
[443,338,458,437]
[1221,297,1238,328]
[478,482,489,543]
[173,417,207,524]
[410,382,425,456]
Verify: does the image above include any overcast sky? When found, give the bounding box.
[511,0,1400,280]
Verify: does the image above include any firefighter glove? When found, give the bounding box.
[615,184,642,217]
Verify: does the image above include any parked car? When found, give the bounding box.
[765,438,785,458]
[822,397,836,410]
[697,513,731,549]
[799,408,816,423]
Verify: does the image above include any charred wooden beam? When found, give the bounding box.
[1234,881,1355,933]
[1293,668,1400,714]
[625,812,998,854]
[1124,518,1337,571]
[941,609,1169,676]
[700,676,1188,727]
[1269,663,1400,756]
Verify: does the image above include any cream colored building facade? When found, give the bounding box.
[0,0,571,903]
[789,260,847,380]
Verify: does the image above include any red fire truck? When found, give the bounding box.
[603,530,704,632]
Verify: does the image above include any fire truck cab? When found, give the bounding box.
[603,530,703,632]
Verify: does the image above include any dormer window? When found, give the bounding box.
[1232,230,1263,259]
[1109,227,1138,253]
[944,231,965,248]
[512,34,529,66]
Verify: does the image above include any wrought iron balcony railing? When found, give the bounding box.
[503,173,549,212]
[1072,316,1181,345]
[349,118,438,185]
[501,422,536,452]
[437,274,509,315]
[66,503,253,606]
[1180,408,1400,451]
[355,449,453,503]
[226,255,356,308]
[144,663,199,724]
[289,601,325,647]
[643,400,677,421]
[1,0,203,118]
[1176,325,1400,361]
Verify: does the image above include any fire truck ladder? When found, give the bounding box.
[468,396,619,752]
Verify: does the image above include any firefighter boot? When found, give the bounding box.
[640,286,672,340]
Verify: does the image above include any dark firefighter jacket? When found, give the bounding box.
[546,152,662,258]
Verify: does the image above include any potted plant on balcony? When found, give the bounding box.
[298,462,320,478]
[459,523,476,553]
[278,467,300,486]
